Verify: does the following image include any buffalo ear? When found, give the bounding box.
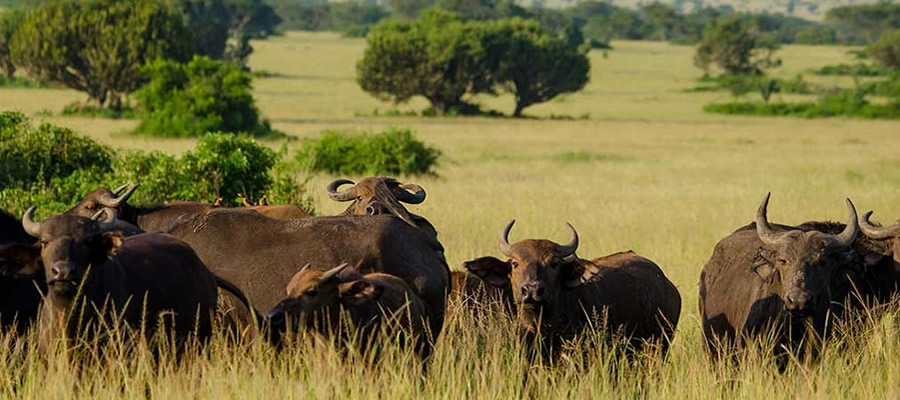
[339,281,383,307]
[0,244,42,277]
[100,232,125,258]
[561,260,601,289]
[463,257,511,288]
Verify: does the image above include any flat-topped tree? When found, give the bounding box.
[11,0,189,110]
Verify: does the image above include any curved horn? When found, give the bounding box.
[21,206,41,238]
[834,198,859,246]
[91,209,118,231]
[860,211,900,239]
[756,192,787,246]
[499,220,515,257]
[327,179,358,202]
[320,263,349,281]
[112,184,129,196]
[556,223,579,258]
[98,183,140,208]
[396,183,426,204]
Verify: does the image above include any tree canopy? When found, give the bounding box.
[11,0,190,109]
[694,16,781,76]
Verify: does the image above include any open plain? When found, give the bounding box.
[1,32,899,399]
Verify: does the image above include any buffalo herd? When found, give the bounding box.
[1,179,898,367]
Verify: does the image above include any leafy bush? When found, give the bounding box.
[703,90,900,119]
[60,102,137,119]
[0,111,113,189]
[813,63,888,77]
[133,56,280,138]
[0,115,313,217]
[180,133,277,204]
[861,78,900,98]
[296,128,440,176]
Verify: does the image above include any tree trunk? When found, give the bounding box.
[513,103,525,118]
[429,98,447,116]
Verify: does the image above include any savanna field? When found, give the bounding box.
[2,32,900,398]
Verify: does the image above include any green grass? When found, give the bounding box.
[1,33,900,399]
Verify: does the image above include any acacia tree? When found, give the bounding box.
[12,0,189,110]
[486,19,590,117]
[165,0,230,59]
[694,16,780,76]
[356,10,492,115]
[0,8,24,79]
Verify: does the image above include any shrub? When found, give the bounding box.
[694,16,781,76]
[0,111,113,189]
[0,7,24,79]
[813,63,888,76]
[60,102,137,119]
[180,133,277,204]
[133,56,279,138]
[0,115,313,217]
[703,90,900,119]
[296,128,440,176]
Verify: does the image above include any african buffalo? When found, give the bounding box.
[699,194,862,359]
[267,262,428,356]
[0,207,249,347]
[463,221,681,359]
[165,209,451,338]
[0,209,44,335]
[238,194,310,219]
[69,184,219,232]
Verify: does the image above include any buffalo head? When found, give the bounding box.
[0,207,124,307]
[754,193,860,317]
[67,184,140,219]
[327,177,425,227]
[463,221,599,333]
[266,263,383,334]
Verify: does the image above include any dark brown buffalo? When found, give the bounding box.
[699,194,862,359]
[238,193,310,219]
[267,263,428,355]
[69,184,219,232]
[0,210,44,335]
[464,221,681,358]
[855,211,900,300]
[165,209,450,338]
[0,207,248,346]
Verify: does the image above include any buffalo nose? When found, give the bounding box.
[50,262,73,282]
[267,310,286,328]
[785,290,815,313]
[520,282,546,303]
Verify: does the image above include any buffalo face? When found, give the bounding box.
[755,193,860,317]
[267,263,383,337]
[464,221,598,334]
[326,177,425,227]
[14,207,123,307]
[67,184,139,220]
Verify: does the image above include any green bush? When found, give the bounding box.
[0,111,113,189]
[861,78,900,98]
[813,63,888,77]
[60,102,137,119]
[868,29,900,70]
[703,90,900,119]
[0,115,313,217]
[296,128,440,176]
[133,56,279,138]
[0,76,46,88]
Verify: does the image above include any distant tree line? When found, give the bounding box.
[267,0,900,47]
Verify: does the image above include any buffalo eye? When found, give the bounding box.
[778,258,789,266]
[510,260,519,269]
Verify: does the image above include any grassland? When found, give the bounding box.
[1,33,900,399]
